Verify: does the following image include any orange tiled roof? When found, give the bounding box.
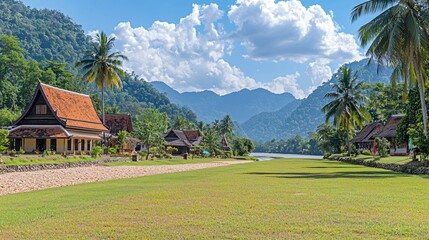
[40,84,107,132]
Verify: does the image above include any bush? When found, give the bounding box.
[375,137,390,157]
[323,153,331,159]
[18,148,25,155]
[362,150,371,155]
[108,147,117,154]
[91,146,103,157]
[42,150,52,156]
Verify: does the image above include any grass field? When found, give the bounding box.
[104,157,238,166]
[1,158,429,239]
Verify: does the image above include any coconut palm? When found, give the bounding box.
[220,115,234,136]
[76,31,128,124]
[322,67,370,156]
[351,0,429,138]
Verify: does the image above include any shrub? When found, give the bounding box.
[375,137,390,157]
[362,150,371,155]
[323,153,331,159]
[108,147,117,154]
[9,149,16,157]
[18,148,25,155]
[91,146,103,157]
[42,150,52,156]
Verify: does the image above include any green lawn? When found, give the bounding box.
[104,157,237,166]
[1,158,429,238]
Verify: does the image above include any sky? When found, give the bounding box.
[21,0,374,99]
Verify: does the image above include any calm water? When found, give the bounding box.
[250,152,323,161]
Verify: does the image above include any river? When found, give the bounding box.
[250,152,323,161]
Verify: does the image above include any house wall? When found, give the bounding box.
[18,91,60,126]
[23,138,36,153]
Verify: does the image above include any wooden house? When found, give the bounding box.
[373,114,407,156]
[351,122,384,153]
[164,129,203,154]
[102,114,141,152]
[220,135,231,151]
[7,83,107,154]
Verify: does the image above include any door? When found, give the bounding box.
[36,139,46,152]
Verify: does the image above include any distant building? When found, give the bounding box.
[220,135,231,151]
[164,129,203,154]
[351,122,384,153]
[102,114,141,152]
[352,114,407,156]
[373,114,407,156]
[8,83,107,154]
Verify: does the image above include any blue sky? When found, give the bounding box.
[22,0,373,98]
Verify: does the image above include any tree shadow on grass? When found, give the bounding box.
[306,166,362,169]
[245,171,410,179]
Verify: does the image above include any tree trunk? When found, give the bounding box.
[146,145,150,160]
[347,118,351,156]
[413,55,429,139]
[101,83,105,124]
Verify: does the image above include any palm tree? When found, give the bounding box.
[220,115,234,136]
[322,67,370,156]
[351,0,429,138]
[76,31,128,124]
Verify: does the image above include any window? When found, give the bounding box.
[36,139,46,152]
[50,139,57,152]
[35,105,47,114]
[67,139,72,151]
[74,139,79,151]
[87,140,91,151]
[12,139,22,151]
[81,139,85,151]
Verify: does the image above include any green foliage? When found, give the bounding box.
[375,137,390,157]
[134,108,168,160]
[0,129,9,151]
[202,126,220,157]
[116,130,128,152]
[313,124,346,154]
[362,150,371,155]
[0,0,90,64]
[91,146,103,158]
[171,116,195,130]
[233,138,255,156]
[255,134,322,155]
[364,82,404,122]
[108,147,118,155]
[166,146,178,154]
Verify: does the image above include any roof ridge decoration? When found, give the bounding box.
[40,82,90,97]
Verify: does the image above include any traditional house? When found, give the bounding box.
[351,122,384,153]
[220,135,231,151]
[164,129,203,154]
[7,83,107,154]
[102,114,141,152]
[373,114,407,155]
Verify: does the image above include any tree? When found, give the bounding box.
[0,108,20,127]
[352,0,429,138]
[75,31,128,124]
[116,130,128,153]
[134,108,168,160]
[202,125,220,157]
[322,67,370,156]
[233,138,255,156]
[220,115,234,136]
[365,82,404,121]
[171,116,195,130]
[313,124,346,155]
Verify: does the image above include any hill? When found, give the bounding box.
[151,81,296,123]
[241,59,392,141]
[0,0,90,64]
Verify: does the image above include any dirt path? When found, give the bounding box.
[0,161,251,196]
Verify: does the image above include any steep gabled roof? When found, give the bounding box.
[164,129,202,147]
[374,114,404,139]
[16,83,107,132]
[352,122,384,143]
[102,114,133,135]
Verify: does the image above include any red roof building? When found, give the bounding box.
[8,83,107,154]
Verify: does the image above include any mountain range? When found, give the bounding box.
[151,81,296,123]
[153,59,393,141]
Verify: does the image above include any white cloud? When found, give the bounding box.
[112,4,261,94]
[228,0,362,62]
[262,73,306,99]
[307,58,332,86]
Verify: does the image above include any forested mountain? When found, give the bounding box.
[152,81,296,123]
[0,0,197,125]
[241,59,393,141]
[0,0,90,64]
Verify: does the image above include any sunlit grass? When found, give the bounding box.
[0,158,428,238]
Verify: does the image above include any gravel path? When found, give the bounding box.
[0,161,251,196]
